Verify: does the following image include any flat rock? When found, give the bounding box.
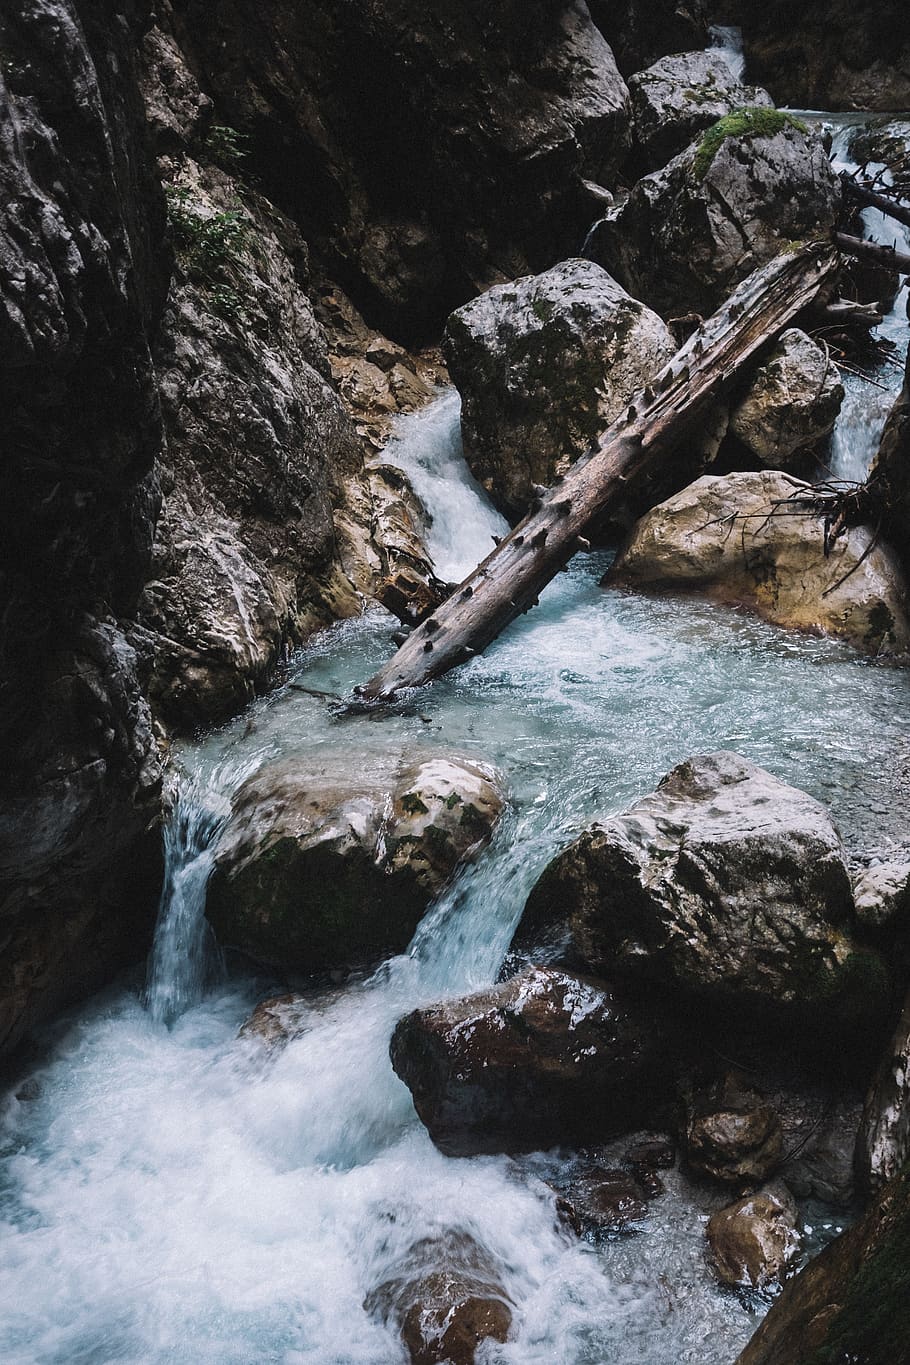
[607,470,910,657]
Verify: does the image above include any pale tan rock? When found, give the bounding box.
[707,1183,800,1290]
[731,330,844,467]
[608,470,910,656]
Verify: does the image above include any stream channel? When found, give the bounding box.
[2,110,910,1365]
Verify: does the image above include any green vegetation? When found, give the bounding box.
[204,123,249,165]
[693,107,809,180]
[165,185,249,319]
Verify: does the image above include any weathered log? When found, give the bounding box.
[842,176,910,233]
[355,242,839,703]
[814,298,884,327]
[835,231,910,275]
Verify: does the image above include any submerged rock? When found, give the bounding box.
[589,112,840,318]
[207,755,504,973]
[707,1183,800,1291]
[686,1076,784,1187]
[365,1230,512,1365]
[238,993,309,1052]
[520,752,889,1038]
[556,1166,649,1239]
[607,470,910,657]
[730,330,844,469]
[629,51,773,170]
[390,966,670,1155]
[444,259,675,518]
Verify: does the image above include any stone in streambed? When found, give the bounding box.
[518,752,889,1040]
[556,1166,649,1240]
[390,966,671,1156]
[606,470,910,657]
[686,1075,784,1187]
[207,755,504,973]
[365,1230,512,1365]
[707,1182,800,1291]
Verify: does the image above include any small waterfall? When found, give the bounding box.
[143,773,231,1025]
[708,24,746,81]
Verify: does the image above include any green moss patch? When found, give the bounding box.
[693,107,809,180]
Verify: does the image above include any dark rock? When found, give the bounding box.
[857,988,910,1194]
[207,755,504,973]
[589,112,840,319]
[444,259,675,518]
[557,1167,649,1239]
[520,752,890,1040]
[389,965,672,1156]
[587,0,709,76]
[629,50,773,170]
[736,1164,910,1364]
[365,1230,512,1365]
[176,0,631,337]
[870,343,910,577]
[0,0,167,1051]
[707,1182,800,1291]
[782,1101,860,1208]
[686,1075,784,1186]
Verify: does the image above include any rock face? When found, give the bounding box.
[521,753,889,1037]
[589,113,840,318]
[870,343,910,576]
[444,259,676,516]
[707,1184,800,1291]
[736,1164,910,1364]
[730,330,844,469]
[607,470,910,657]
[587,1,709,76]
[176,0,631,336]
[629,51,773,170]
[856,990,910,1194]
[390,966,671,1155]
[686,1076,784,1186]
[852,861,910,934]
[365,1231,513,1365]
[739,2,910,112]
[207,755,504,972]
[0,0,167,1051]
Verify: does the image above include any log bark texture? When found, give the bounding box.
[356,242,840,703]
[835,231,910,274]
[842,176,910,233]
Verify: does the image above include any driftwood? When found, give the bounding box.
[835,231,910,275]
[815,298,884,327]
[842,175,910,233]
[354,241,839,702]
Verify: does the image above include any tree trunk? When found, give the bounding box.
[835,231,910,274]
[841,176,910,233]
[355,241,839,703]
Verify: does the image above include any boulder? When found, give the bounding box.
[736,1164,910,1364]
[686,1076,784,1187]
[588,111,840,318]
[707,1184,800,1291]
[238,993,310,1052]
[207,754,504,972]
[365,1231,512,1365]
[629,51,773,170]
[870,343,910,577]
[390,966,671,1155]
[852,861,910,935]
[520,752,890,1037]
[587,1,709,77]
[606,470,910,657]
[782,1101,861,1208]
[556,1165,649,1239]
[856,989,910,1193]
[730,330,844,469]
[444,259,675,518]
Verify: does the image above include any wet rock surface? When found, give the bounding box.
[607,470,910,657]
[729,330,844,470]
[556,1166,649,1239]
[520,752,890,1038]
[207,754,504,972]
[390,966,671,1155]
[365,1231,513,1365]
[444,259,675,517]
[686,1075,784,1187]
[707,1183,800,1291]
[629,50,773,171]
[589,115,840,318]
[857,989,910,1194]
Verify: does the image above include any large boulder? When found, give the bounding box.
[588,111,840,318]
[736,1164,910,1364]
[628,50,773,170]
[365,1231,513,1365]
[707,1184,800,1291]
[176,0,631,336]
[730,330,844,469]
[207,754,504,972]
[520,752,889,1037]
[444,259,676,518]
[606,470,910,657]
[390,966,672,1155]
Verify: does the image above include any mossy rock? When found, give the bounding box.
[693,107,809,179]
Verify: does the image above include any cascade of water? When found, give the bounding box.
[708,24,746,81]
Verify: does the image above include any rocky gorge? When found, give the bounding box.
[2,2,910,1362]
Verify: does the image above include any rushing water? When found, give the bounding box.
[2,393,909,1365]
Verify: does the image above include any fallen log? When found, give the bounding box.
[834,231,910,275]
[355,241,839,703]
[841,175,910,233]
[814,298,884,327]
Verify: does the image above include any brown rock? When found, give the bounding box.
[707,1183,800,1290]
[557,1167,649,1239]
[687,1076,784,1187]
